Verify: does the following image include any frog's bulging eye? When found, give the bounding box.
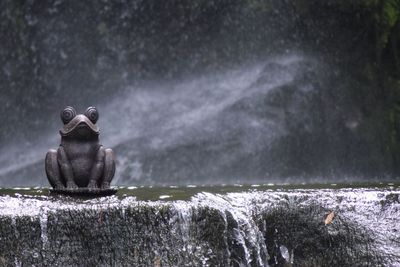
[85,106,99,124]
[60,106,76,124]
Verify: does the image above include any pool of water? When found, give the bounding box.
[1,182,398,201]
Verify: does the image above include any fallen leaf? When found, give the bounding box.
[154,256,161,267]
[325,211,335,225]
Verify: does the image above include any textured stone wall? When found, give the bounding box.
[0,188,399,266]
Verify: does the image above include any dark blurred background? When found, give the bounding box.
[0,0,399,186]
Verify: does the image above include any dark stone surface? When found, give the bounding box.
[49,188,117,197]
[0,188,399,266]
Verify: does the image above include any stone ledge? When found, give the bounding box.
[0,188,399,266]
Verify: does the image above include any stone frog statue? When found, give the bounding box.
[45,106,115,191]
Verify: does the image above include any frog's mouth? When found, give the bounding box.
[60,114,99,136]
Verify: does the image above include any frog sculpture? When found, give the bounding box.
[45,106,116,195]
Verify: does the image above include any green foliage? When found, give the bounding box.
[375,0,399,50]
[383,0,399,27]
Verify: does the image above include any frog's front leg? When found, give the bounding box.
[87,146,105,189]
[57,146,78,189]
[101,148,116,189]
[45,149,65,189]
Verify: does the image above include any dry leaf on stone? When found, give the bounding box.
[324,211,335,225]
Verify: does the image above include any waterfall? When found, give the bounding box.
[0,54,321,186]
[0,187,398,266]
[0,0,396,185]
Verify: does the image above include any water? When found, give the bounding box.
[1,182,398,201]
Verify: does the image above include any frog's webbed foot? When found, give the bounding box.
[66,181,79,189]
[100,148,115,189]
[101,182,110,190]
[45,149,65,189]
[87,180,98,189]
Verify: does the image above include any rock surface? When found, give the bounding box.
[0,186,399,266]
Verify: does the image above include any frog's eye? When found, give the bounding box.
[60,106,76,124]
[84,106,99,124]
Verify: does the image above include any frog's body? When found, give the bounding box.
[60,138,101,187]
[45,107,115,189]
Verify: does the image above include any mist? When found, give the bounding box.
[1,0,399,186]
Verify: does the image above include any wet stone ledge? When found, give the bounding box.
[0,186,399,266]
